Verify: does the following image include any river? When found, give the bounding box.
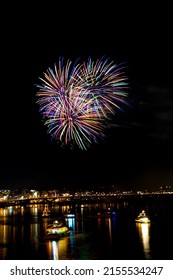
[0,196,173,260]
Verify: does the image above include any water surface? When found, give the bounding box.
[0,198,173,260]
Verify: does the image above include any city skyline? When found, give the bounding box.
[1,3,173,191]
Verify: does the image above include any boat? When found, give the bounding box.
[97,207,117,217]
[42,206,51,217]
[46,220,71,239]
[135,210,150,223]
[64,210,75,218]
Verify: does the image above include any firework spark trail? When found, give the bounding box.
[77,56,129,115]
[35,56,128,149]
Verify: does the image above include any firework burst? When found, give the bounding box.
[76,56,129,116]
[35,56,128,150]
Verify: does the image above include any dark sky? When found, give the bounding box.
[1,3,173,191]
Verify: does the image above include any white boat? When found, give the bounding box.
[64,210,75,218]
[42,206,51,217]
[135,210,150,223]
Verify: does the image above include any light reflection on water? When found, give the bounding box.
[136,223,151,259]
[47,239,68,260]
[0,201,173,260]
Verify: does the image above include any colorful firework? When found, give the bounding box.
[77,56,129,115]
[35,56,128,150]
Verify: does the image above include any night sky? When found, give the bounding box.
[1,3,173,191]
